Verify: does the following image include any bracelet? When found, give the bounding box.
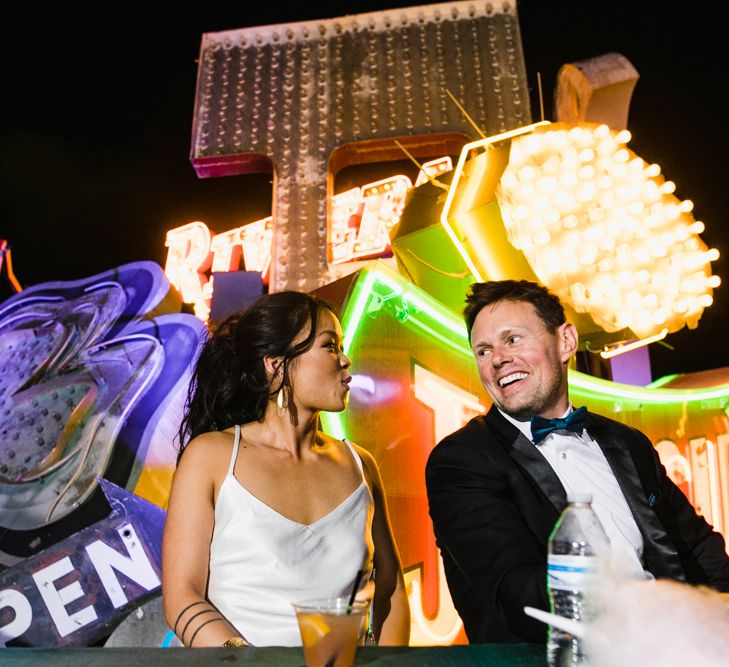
[222,636,249,648]
[172,600,207,635]
[180,608,218,644]
[188,617,224,647]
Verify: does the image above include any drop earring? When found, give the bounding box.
[276,386,287,416]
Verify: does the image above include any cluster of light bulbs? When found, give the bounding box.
[497,123,720,338]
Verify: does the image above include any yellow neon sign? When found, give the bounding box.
[438,121,552,282]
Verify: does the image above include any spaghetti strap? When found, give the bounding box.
[227,424,241,476]
[342,438,364,476]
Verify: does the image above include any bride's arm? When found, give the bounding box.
[162,435,247,647]
[356,446,411,646]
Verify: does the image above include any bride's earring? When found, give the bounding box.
[276,386,287,416]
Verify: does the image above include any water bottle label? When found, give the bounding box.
[547,554,599,591]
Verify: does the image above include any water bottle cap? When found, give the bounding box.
[567,492,593,504]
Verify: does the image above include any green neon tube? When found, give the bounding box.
[339,264,729,407]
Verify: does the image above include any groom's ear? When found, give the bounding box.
[557,322,578,363]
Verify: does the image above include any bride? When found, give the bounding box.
[162,291,410,647]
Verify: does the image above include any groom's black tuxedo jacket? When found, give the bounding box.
[425,406,729,644]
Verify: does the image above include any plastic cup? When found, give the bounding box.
[292,597,370,667]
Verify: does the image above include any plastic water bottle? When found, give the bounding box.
[547,493,609,666]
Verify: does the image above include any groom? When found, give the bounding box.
[426,280,729,643]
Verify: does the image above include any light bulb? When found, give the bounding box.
[518,166,536,181]
[537,176,558,192]
[559,172,578,188]
[653,309,668,325]
[628,201,645,215]
[579,148,596,162]
[645,163,661,177]
[598,236,616,252]
[533,230,551,245]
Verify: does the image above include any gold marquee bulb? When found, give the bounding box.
[496,123,720,338]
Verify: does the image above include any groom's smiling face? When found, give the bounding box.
[470,299,577,421]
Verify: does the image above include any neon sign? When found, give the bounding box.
[163,158,452,320]
[164,222,213,320]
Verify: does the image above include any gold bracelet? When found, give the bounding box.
[222,636,249,648]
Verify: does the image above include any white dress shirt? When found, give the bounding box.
[500,407,654,581]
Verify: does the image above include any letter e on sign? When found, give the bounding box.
[32,557,98,638]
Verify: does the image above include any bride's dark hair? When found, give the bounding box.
[177,291,336,453]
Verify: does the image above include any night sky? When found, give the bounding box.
[3,1,725,378]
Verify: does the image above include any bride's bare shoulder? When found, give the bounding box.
[177,429,237,472]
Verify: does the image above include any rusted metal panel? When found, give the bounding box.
[190,1,532,292]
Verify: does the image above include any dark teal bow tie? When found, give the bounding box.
[530,406,587,444]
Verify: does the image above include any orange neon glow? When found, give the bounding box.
[414,157,453,187]
[405,557,463,645]
[407,364,484,644]
[330,174,411,264]
[209,227,245,273]
[0,240,23,293]
[164,162,453,319]
[164,221,213,320]
[240,216,273,277]
[330,187,364,263]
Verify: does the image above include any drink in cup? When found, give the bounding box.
[293,597,370,667]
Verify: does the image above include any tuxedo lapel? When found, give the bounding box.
[485,407,567,513]
[588,416,686,580]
